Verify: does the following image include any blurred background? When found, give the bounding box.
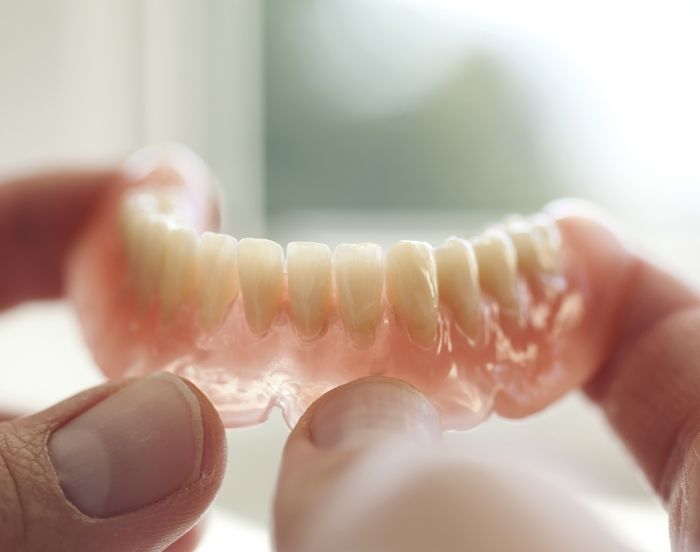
[2,0,700,549]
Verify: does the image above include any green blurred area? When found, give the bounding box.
[265,1,568,215]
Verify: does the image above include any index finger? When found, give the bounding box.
[0,168,120,310]
[553,202,700,549]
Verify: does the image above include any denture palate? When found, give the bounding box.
[119,188,564,348]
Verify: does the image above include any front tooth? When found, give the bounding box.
[472,228,519,313]
[237,238,284,335]
[333,243,384,347]
[434,238,481,338]
[136,217,170,302]
[385,241,439,348]
[197,232,240,332]
[159,227,198,318]
[287,242,332,340]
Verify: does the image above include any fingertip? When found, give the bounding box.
[548,201,700,548]
[545,197,634,256]
[0,375,227,552]
[46,373,221,518]
[275,378,441,552]
[309,377,441,449]
[286,377,441,455]
[544,197,614,221]
[281,377,442,478]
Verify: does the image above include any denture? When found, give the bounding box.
[67,147,608,429]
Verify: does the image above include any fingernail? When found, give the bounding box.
[309,377,441,449]
[49,373,203,518]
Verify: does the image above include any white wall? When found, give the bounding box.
[0,0,272,535]
[0,0,264,235]
[0,1,141,162]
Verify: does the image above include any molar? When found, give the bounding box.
[120,204,150,274]
[287,242,333,340]
[529,213,562,273]
[136,217,170,303]
[159,227,198,318]
[237,238,284,335]
[122,190,161,216]
[434,237,481,338]
[385,241,439,348]
[503,214,561,276]
[333,243,384,348]
[122,188,189,228]
[472,228,519,314]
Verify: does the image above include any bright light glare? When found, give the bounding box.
[298,0,700,211]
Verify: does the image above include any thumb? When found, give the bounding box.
[274,377,443,552]
[274,378,624,552]
[0,373,226,552]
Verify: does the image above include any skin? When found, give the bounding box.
[0,167,698,550]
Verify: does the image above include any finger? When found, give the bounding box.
[0,411,19,422]
[551,201,700,549]
[274,377,626,552]
[163,524,203,552]
[274,377,440,551]
[0,169,120,310]
[0,373,226,552]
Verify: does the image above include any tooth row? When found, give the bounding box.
[120,198,562,346]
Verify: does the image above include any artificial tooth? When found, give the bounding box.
[287,242,333,339]
[122,190,160,216]
[333,243,384,347]
[159,226,198,318]
[120,206,150,273]
[434,238,481,338]
[385,241,439,348]
[503,214,561,275]
[237,238,284,335]
[502,217,548,276]
[529,213,562,273]
[136,217,170,302]
[472,228,519,314]
[197,232,240,332]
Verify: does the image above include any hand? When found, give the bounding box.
[272,207,700,551]
[0,170,227,551]
[2,168,698,551]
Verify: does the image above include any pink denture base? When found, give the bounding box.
[67,157,589,430]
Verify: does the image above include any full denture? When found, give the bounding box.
[67,147,591,429]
